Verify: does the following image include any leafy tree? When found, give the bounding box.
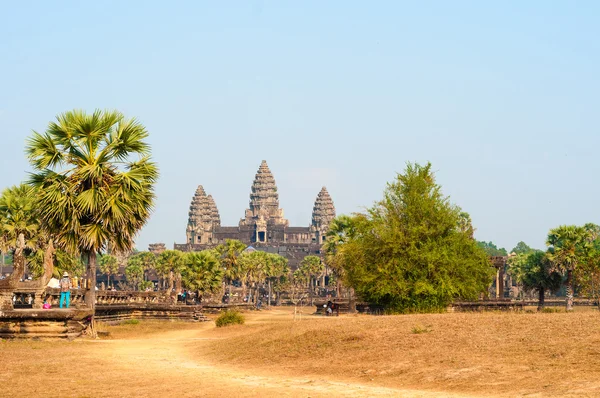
[299,255,324,304]
[136,251,157,281]
[477,241,508,257]
[546,225,593,311]
[511,241,535,255]
[458,211,474,239]
[26,109,158,311]
[182,251,223,300]
[509,251,562,310]
[333,162,493,313]
[125,256,144,290]
[215,239,247,297]
[264,253,288,306]
[99,254,119,288]
[156,250,185,291]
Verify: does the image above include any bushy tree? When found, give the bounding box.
[511,241,535,255]
[332,162,493,313]
[477,241,508,256]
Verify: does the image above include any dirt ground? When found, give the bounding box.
[1,308,600,397]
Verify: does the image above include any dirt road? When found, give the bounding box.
[88,326,473,398]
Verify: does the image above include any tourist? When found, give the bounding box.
[59,272,72,308]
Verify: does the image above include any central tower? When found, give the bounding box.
[239,160,288,243]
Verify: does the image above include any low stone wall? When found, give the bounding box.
[0,309,93,339]
[95,303,210,323]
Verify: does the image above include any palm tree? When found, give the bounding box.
[299,255,324,305]
[125,256,144,291]
[509,251,563,311]
[182,251,223,301]
[215,239,247,299]
[156,250,185,292]
[546,225,590,311]
[99,254,119,288]
[26,109,158,312]
[264,253,288,307]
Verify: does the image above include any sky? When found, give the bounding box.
[1,1,599,252]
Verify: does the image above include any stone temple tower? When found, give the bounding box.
[239,160,288,243]
[310,187,336,244]
[186,185,221,244]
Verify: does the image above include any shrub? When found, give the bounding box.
[542,307,563,313]
[215,310,245,327]
[123,319,140,325]
[411,324,432,334]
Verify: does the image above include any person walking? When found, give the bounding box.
[59,272,72,308]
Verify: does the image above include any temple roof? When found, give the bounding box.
[249,160,280,214]
[311,186,336,229]
[188,185,220,228]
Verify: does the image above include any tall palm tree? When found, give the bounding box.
[215,239,247,298]
[546,225,590,311]
[156,250,185,292]
[182,251,223,301]
[99,254,119,288]
[26,109,158,311]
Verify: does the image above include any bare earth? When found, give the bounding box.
[1,308,600,397]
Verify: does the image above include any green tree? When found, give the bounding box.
[299,255,324,305]
[125,255,144,290]
[182,251,223,300]
[156,250,185,291]
[26,109,158,311]
[546,225,592,311]
[511,241,536,255]
[136,251,157,282]
[264,253,288,307]
[477,241,508,257]
[215,239,247,298]
[334,162,493,313]
[99,254,119,288]
[509,251,562,311]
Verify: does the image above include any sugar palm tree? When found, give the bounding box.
[99,254,119,288]
[26,109,158,311]
[182,251,223,301]
[546,225,590,311]
[156,250,185,292]
[215,239,247,299]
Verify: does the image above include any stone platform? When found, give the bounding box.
[0,308,93,339]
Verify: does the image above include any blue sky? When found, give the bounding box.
[1,1,598,252]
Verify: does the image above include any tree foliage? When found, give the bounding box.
[508,251,562,310]
[182,251,223,296]
[25,109,158,307]
[328,162,493,313]
[477,241,508,257]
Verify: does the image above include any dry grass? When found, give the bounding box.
[2,309,600,397]
[197,310,600,397]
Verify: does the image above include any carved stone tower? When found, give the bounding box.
[186,186,221,245]
[310,187,336,244]
[240,160,288,242]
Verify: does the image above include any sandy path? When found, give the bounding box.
[90,326,475,398]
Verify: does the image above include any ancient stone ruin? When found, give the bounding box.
[176,160,336,268]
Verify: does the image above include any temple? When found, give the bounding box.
[174,160,336,268]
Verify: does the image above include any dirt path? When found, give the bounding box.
[89,325,475,398]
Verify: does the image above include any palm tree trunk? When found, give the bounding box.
[85,250,97,309]
[107,273,110,289]
[566,269,574,311]
[268,279,272,308]
[537,287,545,312]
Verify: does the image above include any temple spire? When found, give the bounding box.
[311,186,336,230]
